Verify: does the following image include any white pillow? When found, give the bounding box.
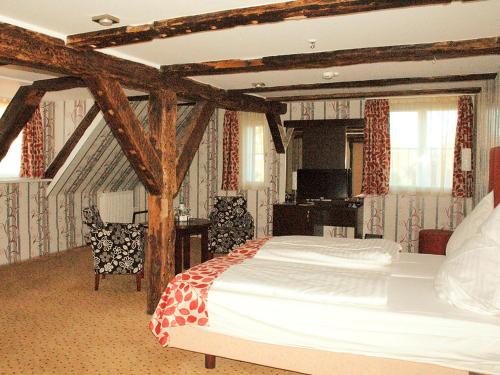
[481,204,500,245]
[435,234,500,315]
[446,191,493,256]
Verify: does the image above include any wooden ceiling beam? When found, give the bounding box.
[230,73,498,94]
[267,87,482,102]
[162,36,500,76]
[32,76,86,91]
[85,76,163,194]
[175,101,216,193]
[0,85,46,162]
[0,23,286,114]
[44,103,100,178]
[66,0,469,50]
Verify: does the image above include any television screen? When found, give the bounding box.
[296,169,352,200]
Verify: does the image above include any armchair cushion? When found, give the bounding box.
[90,223,145,274]
[208,196,254,254]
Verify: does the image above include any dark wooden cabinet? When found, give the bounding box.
[273,201,363,238]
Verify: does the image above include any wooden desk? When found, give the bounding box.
[273,201,364,238]
[175,218,212,274]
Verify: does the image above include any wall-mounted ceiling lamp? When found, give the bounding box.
[252,82,266,88]
[92,14,120,27]
[322,71,339,80]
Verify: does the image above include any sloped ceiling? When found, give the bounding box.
[47,101,193,197]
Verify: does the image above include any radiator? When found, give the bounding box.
[98,190,134,223]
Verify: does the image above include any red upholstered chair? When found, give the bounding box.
[418,229,453,255]
[419,146,500,256]
[489,146,500,208]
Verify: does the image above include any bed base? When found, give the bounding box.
[169,326,480,375]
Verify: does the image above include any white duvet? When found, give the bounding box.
[207,252,500,375]
[255,236,401,268]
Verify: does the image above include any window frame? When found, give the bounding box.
[388,96,458,195]
[238,112,268,190]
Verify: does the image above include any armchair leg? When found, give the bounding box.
[94,273,100,291]
[136,273,142,292]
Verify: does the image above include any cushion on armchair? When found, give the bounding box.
[208,196,254,254]
[90,223,145,275]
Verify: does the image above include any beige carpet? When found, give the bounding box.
[0,242,301,375]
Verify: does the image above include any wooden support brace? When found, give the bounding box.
[265,112,286,154]
[175,101,216,194]
[85,76,162,194]
[0,85,46,162]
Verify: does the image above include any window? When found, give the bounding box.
[389,97,458,194]
[239,112,268,190]
[0,100,22,178]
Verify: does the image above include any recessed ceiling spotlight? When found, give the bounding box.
[252,82,266,88]
[92,14,120,27]
[322,71,339,80]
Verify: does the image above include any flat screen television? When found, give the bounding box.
[296,169,352,200]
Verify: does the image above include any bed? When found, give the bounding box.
[151,146,500,375]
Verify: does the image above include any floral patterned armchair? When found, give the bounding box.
[82,206,146,291]
[208,196,254,255]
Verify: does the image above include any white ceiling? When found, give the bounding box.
[0,0,499,97]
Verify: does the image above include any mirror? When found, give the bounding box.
[285,119,364,197]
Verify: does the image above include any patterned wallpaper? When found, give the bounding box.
[285,100,475,252]
[1,75,498,265]
[135,93,499,253]
[133,108,286,239]
[0,99,194,266]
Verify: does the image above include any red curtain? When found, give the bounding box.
[221,110,239,190]
[20,107,45,178]
[362,99,391,195]
[452,96,474,198]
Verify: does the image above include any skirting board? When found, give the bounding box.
[168,326,470,375]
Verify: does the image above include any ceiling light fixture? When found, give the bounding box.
[308,39,317,49]
[92,14,120,27]
[252,82,266,88]
[322,71,339,80]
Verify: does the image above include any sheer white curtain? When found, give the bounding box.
[389,96,458,194]
[239,111,268,190]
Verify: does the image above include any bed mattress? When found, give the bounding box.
[205,253,500,375]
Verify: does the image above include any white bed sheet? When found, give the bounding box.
[212,258,389,306]
[206,253,500,375]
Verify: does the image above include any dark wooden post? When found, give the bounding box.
[146,89,177,315]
